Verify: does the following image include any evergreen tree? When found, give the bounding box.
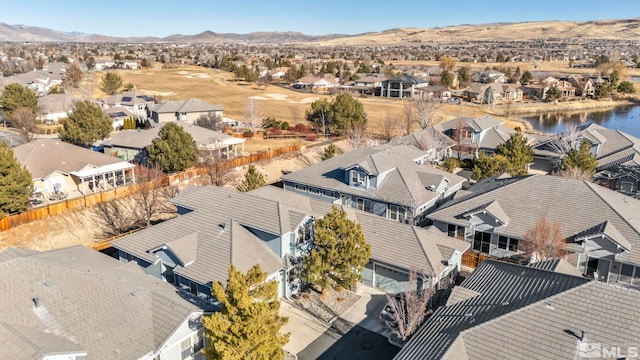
[546,86,562,101]
[457,66,470,84]
[520,70,532,84]
[440,70,454,88]
[0,142,33,217]
[203,264,289,360]
[495,129,534,176]
[0,83,39,116]
[236,164,266,192]
[306,94,367,136]
[305,98,332,135]
[303,206,371,295]
[617,81,635,94]
[321,144,338,161]
[563,141,597,174]
[472,152,510,180]
[147,122,198,173]
[100,72,123,95]
[58,100,113,147]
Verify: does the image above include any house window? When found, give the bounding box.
[621,181,634,193]
[508,238,519,252]
[180,338,191,360]
[473,231,491,254]
[498,236,509,249]
[389,205,406,222]
[295,184,306,191]
[356,198,365,210]
[351,171,366,186]
[633,266,640,286]
[447,224,465,240]
[309,187,320,195]
[619,263,635,284]
[323,189,333,197]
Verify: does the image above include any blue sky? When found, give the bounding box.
[2,0,639,37]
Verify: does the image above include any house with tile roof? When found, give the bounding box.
[380,74,429,98]
[388,127,456,163]
[0,246,215,360]
[281,144,466,224]
[427,174,640,288]
[112,185,470,298]
[37,93,77,124]
[433,115,537,160]
[101,90,154,119]
[13,138,135,198]
[394,260,640,360]
[147,98,223,124]
[101,122,245,164]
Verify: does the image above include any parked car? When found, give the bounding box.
[379,294,404,328]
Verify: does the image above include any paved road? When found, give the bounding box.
[297,322,400,360]
[0,129,25,147]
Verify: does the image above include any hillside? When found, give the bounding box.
[0,18,639,44]
[316,18,640,45]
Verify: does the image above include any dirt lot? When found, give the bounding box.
[0,141,349,252]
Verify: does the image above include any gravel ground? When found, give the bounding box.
[293,286,361,323]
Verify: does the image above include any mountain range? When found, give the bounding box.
[0,18,639,44]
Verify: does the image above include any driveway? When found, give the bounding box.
[297,323,400,360]
[0,129,25,147]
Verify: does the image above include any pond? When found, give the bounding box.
[518,105,640,137]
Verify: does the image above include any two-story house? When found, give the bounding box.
[380,74,429,98]
[340,73,386,95]
[281,145,465,224]
[428,174,640,289]
[102,90,155,119]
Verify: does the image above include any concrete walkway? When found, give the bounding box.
[280,284,394,355]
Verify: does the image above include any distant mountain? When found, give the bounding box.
[0,18,638,44]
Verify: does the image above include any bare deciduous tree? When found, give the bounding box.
[522,214,566,263]
[64,62,84,88]
[554,165,593,181]
[195,111,224,131]
[347,122,368,149]
[131,165,177,228]
[398,101,414,136]
[199,149,232,187]
[243,98,262,131]
[377,112,398,142]
[9,107,37,142]
[95,197,142,237]
[383,269,434,342]
[413,98,441,129]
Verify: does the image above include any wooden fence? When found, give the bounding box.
[0,143,303,234]
[461,251,496,269]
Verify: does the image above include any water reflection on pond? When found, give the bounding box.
[519,105,640,137]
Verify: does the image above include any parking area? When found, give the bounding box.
[282,284,397,359]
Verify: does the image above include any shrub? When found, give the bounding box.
[294,123,309,133]
[269,128,282,135]
[441,157,460,173]
[281,121,290,130]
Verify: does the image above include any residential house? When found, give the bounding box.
[564,74,596,97]
[102,122,244,163]
[293,74,340,93]
[380,75,428,98]
[471,69,507,83]
[416,85,451,101]
[101,90,155,119]
[0,246,215,360]
[464,83,523,104]
[434,115,534,159]
[388,127,456,163]
[117,60,138,69]
[522,77,576,100]
[13,139,135,198]
[394,260,640,360]
[37,93,76,124]
[281,145,466,224]
[427,174,640,288]
[104,106,134,131]
[340,73,386,95]
[147,98,223,124]
[533,123,640,176]
[93,60,116,71]
[112,185,470,298]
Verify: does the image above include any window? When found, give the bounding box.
[447,224,465,240]
[508,238,519,252]
[389,205,406,222]
[295,184,306,191]
[498,236,509,249]
[190,282,198,295]
[351,171,366,186]
[621,181,634,193]
[473,231,491,254]
[633,266,640,286]
[180,338,191,360]
[323,189,333,197]
[356,198,365,210]
[308,187,320,195]
[619,263,634,284]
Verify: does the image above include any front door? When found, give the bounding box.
[597,258,611,283]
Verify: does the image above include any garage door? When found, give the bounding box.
[374,263,409,294]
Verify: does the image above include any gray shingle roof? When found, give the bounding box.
[388,127,456,149]
[528,258,583,276]
[0,246,204,360]
[394,260,593,360]
[250,186,470,277]
[101,122,236,149]
[282,145,465,208]
[428,175,640,265]
[149,98,223,114]
[12,138,131,179]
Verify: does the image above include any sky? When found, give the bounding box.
[2,0,639,37]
